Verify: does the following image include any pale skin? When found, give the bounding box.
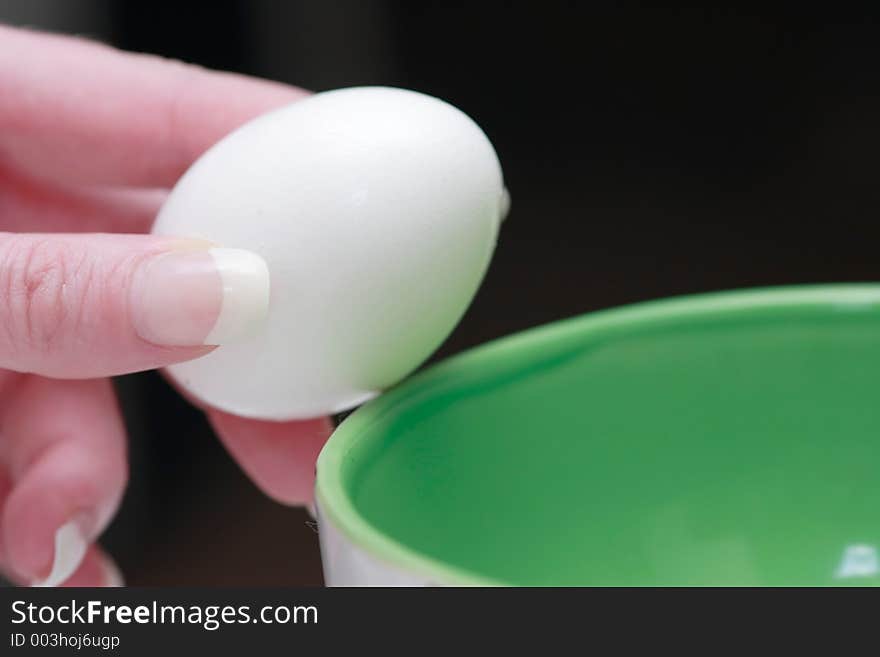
[0,25,332,585]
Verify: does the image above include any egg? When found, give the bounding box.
[152,86,507,420]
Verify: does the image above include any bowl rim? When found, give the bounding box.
[315,283,880,585]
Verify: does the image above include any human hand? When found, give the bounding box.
[0,25,332,586]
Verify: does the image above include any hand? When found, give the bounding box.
[0,25,332,586]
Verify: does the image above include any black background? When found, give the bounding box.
[2,2,879,585]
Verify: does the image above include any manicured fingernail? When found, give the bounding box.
[32,520,87,587]
[499,187,511,223]
[131,247,270,346]
[100,555,125,587]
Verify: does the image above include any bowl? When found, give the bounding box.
[315,285,880,586]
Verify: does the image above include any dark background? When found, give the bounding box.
[1,1,879,584]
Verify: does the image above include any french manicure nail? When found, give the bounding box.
[100,555,125,587]
[499,187,511,223]
[32,520,88,587]
[131,247,270,347]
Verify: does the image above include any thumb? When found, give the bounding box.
[0,232,269,378]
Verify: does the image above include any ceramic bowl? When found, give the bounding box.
[316,285,880,586]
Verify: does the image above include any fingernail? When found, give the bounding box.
[100,555,125,587]
[131,247,270,346]
[499,187,511,223]
[31,520,87,587]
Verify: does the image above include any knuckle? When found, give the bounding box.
[162,61,207,168]
[0,237,91,353]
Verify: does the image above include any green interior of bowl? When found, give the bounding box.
[316,285,880,585]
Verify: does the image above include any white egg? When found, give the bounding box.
[152,86,506,419]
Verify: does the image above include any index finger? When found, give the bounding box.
[0,25,308,187]
[207,408,333,507]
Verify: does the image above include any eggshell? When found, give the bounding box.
[152,86,505,419]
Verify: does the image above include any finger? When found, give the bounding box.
[0,25,307,187]
[0,232,269,378]
[0,163,165,234]
[207,409,333,507]
[0,463,12,568]
[0,545,122,587]
[0,377,125,586]
[60,545,124,587]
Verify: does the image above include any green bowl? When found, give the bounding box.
[315,285,880,586]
